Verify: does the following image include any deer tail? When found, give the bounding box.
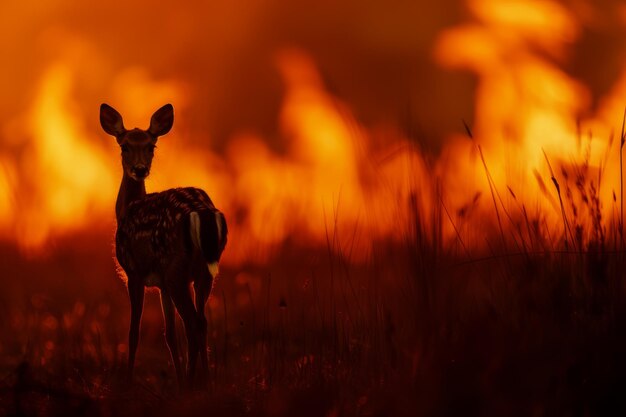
[189,210,228,276]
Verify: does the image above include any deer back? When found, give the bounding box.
[115,187,219,279]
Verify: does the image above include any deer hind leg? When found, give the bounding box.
[160,291,183,386]
[170,283,201,385]
[194,271,213,384]
[127,279,145,381]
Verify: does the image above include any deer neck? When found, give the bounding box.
[116,172,146,222]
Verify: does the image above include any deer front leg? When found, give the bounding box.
[161,290,183,386]
[127,279,145,381]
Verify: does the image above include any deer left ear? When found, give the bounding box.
[148,104,174,137]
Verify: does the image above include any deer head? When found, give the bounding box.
[100,103,174,181]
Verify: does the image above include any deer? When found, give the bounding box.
[100,103,227,387]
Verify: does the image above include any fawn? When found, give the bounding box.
[100,103,227,386]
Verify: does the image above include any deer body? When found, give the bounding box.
[116,187,226,285]
[101,104,227,386]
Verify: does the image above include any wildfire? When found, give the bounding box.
[0,49,427,263]
[435,0,626,246]
[0,0,625,261]
[27,64,117,248]
[0,161,13,229]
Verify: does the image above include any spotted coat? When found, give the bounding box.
[115,187,222,282]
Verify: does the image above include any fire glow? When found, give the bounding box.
[0,0,625,262]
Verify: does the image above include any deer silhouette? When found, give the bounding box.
[100,103,227,386]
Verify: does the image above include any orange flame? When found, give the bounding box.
[0,48,429,263]
[435,0,626,246]
[1,0,626,260]
[222,50,430,263]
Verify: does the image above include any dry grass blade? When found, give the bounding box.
[477,145,507,250]
[462,119,474,140]
[440,195,471,260]
[542,149,576,250]
[619,107,626,250]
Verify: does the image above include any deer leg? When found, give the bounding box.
[127,279,145,381]
[171,284,201,385]
[160,290,183,386]
[194,273,213,384]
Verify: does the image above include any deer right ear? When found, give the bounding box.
[100,104,126,140]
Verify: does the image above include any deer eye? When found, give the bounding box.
[121,144,130,153]
[148,144,156,153]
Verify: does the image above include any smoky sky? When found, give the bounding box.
[0,0,624,154]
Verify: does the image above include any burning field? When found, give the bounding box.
[1,0,626,415]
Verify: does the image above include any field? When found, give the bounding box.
[1,167,625,417]
[1,0,625,415]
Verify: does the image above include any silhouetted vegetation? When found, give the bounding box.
[1,132,626,417]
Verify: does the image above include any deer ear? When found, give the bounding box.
[100,104,126,139]
[148,104,174,137]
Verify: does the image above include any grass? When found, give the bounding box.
[1,131,626,416]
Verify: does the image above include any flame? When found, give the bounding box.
[0,62,194,251]
[2,64,116,249]
[1,0,625,261]
[28,65,117,245]
[435,0,587,172]
[434,0,625,246]
[222,50,429,263]
[0,47,427,263]
[0,160,14,228]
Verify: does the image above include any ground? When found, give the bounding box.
[0,223,625,417]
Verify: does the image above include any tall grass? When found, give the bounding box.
[1,126,626,416]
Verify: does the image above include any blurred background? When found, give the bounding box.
[0,0,624,314]
[0,1,626,414]
[0,0,625,261]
